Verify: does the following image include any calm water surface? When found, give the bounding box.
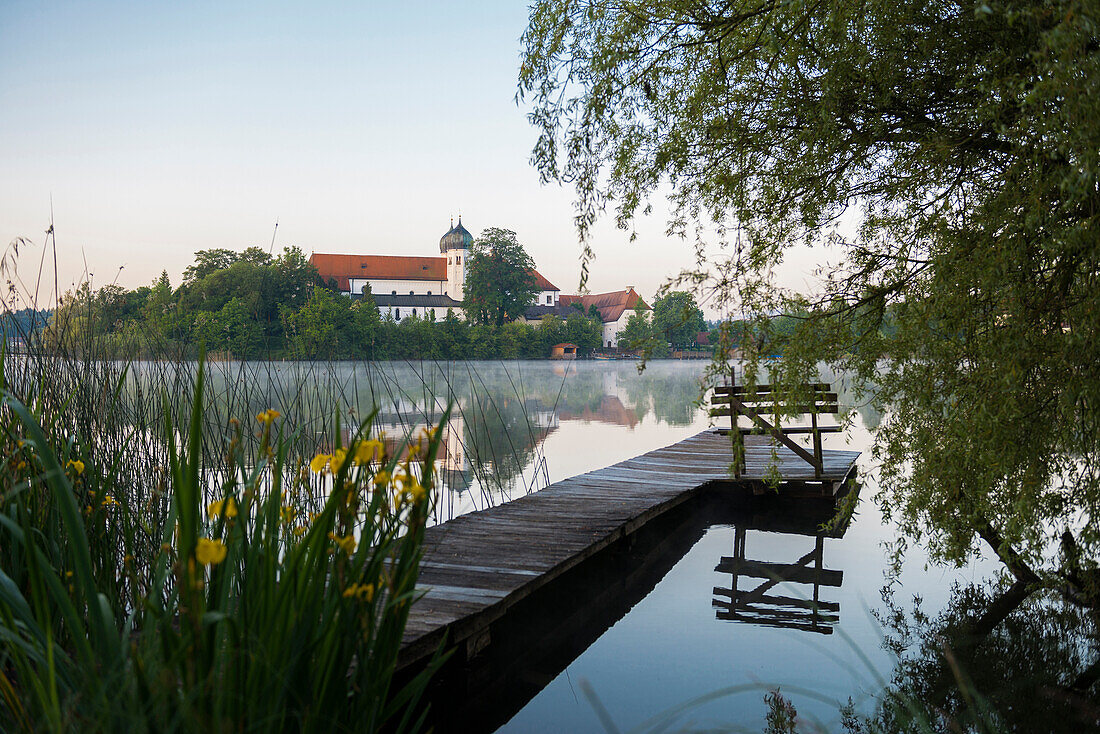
[160,359,997,730]
[449,361,995,733]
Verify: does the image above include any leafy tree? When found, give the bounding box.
[617,309,668,358]
[652,291,705,349]
[534,315,565,353]
[238,246,272,266]
[520,0,1100,616]
[464,228,538,327]
[0,308,50,340]
[564,311,602,354]
[285,287,350,358]
[182,248,239,285]
[270,246,318,311]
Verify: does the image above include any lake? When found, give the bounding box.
[175,359,1003,730]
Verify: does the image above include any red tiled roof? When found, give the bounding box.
[311,253,557,294]
[310,253,446,291]
[531,270,559,292]
[559,288,650,324]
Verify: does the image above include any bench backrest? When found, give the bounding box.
[710,380,839,478]
[711,383,838,419]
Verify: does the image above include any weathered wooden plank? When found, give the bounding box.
[415,584,511,604]
[398,429,860,670]
[714,612,835,634]
[714,383,832,395]
[714,558,844,587]
[712,601,840,623]
[712,588,841,612]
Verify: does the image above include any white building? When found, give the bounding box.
[310,219,559,321]
[523,288,651,348]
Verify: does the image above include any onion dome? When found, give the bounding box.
[439,218,474,253]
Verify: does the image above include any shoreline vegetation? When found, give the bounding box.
[3,284,1097,731]
[0,324,453,729]
[2,244,741,363]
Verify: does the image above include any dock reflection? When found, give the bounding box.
[711,484,852,636]
[713,531,842,634]
[418,484,856,734]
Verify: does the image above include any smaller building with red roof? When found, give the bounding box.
[522,287,651,347]
[560,288,650,347]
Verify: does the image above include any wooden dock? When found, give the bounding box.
[399,430,860,669]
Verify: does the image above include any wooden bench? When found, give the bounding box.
[710,379,841,479]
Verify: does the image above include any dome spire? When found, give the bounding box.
[439,216,473,253]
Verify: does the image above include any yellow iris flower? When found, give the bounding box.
[328,532,356,555]
[207,497,238,519]
[354,439,384,465]
[330,448,348,474]
[342,582,375,601]
[256,409,281,425]
[310,453,331,473]
[195,538,228,566]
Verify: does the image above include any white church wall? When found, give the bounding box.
[349,278,447,296]
[603,317,630,348]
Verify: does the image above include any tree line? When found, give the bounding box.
[39,244,612,360]
[39,230,736,361]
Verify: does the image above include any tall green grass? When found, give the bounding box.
[0,352,448,731]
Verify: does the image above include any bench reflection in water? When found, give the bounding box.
[713,528,842,635]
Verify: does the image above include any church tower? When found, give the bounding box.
[439,217,473,302]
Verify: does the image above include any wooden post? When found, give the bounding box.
[812,409,822,479]
[812,535,824,625]
[732,526,745,605]
[731,367,745,478]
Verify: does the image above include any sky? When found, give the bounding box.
[1,1,826,315]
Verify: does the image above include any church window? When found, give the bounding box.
[427,290,432,295]
[412,309,417,318]
[391,290,396,295]
[409,290,414,295]
[456,256,461,265]
[395,308,401,319]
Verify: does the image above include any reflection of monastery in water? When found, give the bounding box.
[558,395,639,428]
[349,389,651,498]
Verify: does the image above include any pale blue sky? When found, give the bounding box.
[1,1,818,311]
